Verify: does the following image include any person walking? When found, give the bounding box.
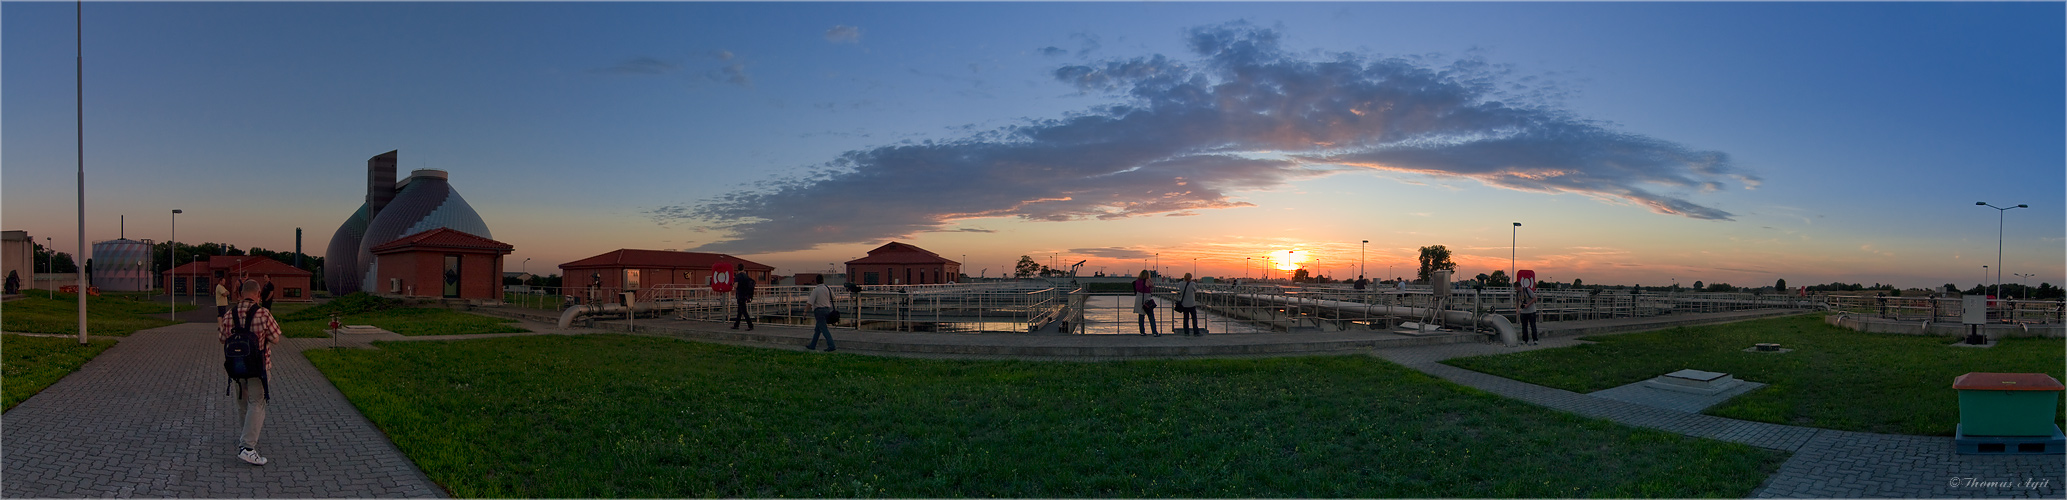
[805,275,836,351]
[220,279,282,465]
[730,271,757,330]
[1133,270,1159,336]
[258,275,276,310]
[214,280,231,318]
[1177,273,1200,335]
[1516,277,1540,345]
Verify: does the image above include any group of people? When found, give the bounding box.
[1130,271,1201,336]
[214,275,284,466]
[727,271,839,352]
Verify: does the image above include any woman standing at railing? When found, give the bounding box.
[1133,270,1160,336]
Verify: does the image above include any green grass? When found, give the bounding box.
[0,292,193,336]
[3,334,118,412]
[1443,314,2066,436]
[501,292,562,311]
[309,335,1785,498]
[281,308,529,338]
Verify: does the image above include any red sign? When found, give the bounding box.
[710,263,735,293]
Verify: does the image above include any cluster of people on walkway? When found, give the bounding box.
[216,277,282,466]
[1132,271,1202,336]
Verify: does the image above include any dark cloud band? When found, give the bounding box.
[658,22,1754,253]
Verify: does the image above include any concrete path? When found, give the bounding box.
[2,322,444,498]
[1376,340,2065,498]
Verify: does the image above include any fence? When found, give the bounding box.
[494,281,1820,334]
[1821,294,2065,324]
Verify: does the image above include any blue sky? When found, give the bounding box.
[5,2,2061,289]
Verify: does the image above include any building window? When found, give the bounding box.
[174,277,188,295]
[285,287,303,298]
[197,277,210,295]
[864,272,880,285]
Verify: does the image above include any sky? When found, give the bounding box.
[4,1,2062,290]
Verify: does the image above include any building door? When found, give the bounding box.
[443,255,461,298]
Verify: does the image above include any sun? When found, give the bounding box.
[1274,250,1306,270]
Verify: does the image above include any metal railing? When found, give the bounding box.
[1821,294,2065,324]
[492,281,1822,334]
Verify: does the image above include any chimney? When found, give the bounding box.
[294,227,303,269]
[367,150,398,221]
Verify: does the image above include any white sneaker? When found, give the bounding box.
[238,447,268,466]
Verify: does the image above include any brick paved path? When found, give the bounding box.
[3,322,444,498]
[1378,340,2065,498]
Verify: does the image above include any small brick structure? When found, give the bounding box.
[369,228,513,300]
[845,242,961,285]
[161,256,315,301]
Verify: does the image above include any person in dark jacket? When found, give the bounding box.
[258,275,276,310]
[730,271,757,330]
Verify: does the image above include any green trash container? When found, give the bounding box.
[1954,372,2064,437]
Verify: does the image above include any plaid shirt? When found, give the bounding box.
[218,301,283,372]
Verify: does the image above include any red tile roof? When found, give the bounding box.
[368,228,513,254]
[559,249,773,271]
[846,242,960,265]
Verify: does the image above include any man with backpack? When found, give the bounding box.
[219,279,281,466]
[729,270,756,330]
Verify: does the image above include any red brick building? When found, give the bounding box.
[845,242,960,285]
[162,256,315,302]
[369,228,514,300]
[559,249,773,298]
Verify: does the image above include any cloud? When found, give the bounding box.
[593,57,680,75]
[825,25,861,44]
[659,22,1754,253]
[1038,46,1068,57]
[707,62,752,88]
[1070,247,1154,260]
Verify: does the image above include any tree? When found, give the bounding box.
[32,242,78,273]
[1014,256,1039,278]
[1775,278,1787,291]
[1692,280,1704,291]
[1474,273,1490,284]
[1292,269,1311,282]
[1485,270,1509,287]
[1572,278,1584,288]
[1943,283,1959,294]
[1415,245,1455,284]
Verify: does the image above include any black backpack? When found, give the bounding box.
[223,305,269,400]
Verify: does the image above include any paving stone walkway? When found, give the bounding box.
[2,322,444,498]
[1376,339,2065,498]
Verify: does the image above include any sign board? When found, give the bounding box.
[1962,294,1988,325]
[710,262,735,292]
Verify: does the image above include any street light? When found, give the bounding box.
[44,237,53,299]
[170,209,181,319]
[2014,273,2036,299]
[1980,266,1988,294]
[1245,257,1250,279]
[1976,202,2027,304]
[1360,240,1368,281]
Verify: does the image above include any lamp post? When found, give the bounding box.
[43,237,53,299]
[1980,266,1988,294]
[1360,240,1368,281]
[1976,202,2027,305]
[1245,257,1250,279]
[170,209,180,320]
[2014,273,2035,299]
[1191,257,1197,277]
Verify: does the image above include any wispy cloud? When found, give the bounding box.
[593,57,680,75]
[825,25,861,44]
[658,22,1754,253]
[1070,247,1154,259]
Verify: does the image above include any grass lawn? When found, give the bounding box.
[280,308,529,338]
[271,292,529,338]
[1443,314,2066,436]
[3,334,118,411]
[309,335,1785,498]
[0,292,194,336]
